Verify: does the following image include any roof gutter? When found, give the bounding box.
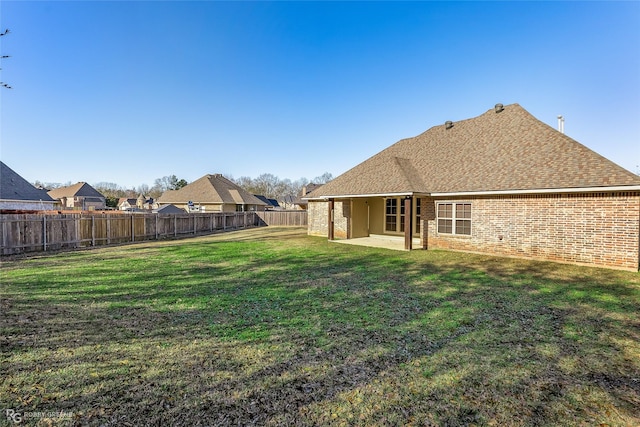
[303,185,640,201]
[430,185,640,197]
[303,192,428,201]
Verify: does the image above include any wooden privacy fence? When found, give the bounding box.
[0,212,262,255]
[256,210,308,227]
[0,210,308,255]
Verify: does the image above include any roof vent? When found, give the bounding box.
[557,115,565,134]
[445,120,454,130]
[495,103,504,113]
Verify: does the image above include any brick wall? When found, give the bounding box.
[421,192,640,270]
[0,201,57,211]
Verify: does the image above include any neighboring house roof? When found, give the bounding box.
[118,198,137,207]
[304,183,323,196]
[137,194,153,204]
[254,195,280,208]
[154,204,186,214]
[48,182,105,199]
[307,103,640,199]
[157,174,268,206]
[0,161,55,202]
[293,183,323,206]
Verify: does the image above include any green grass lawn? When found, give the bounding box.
[1,227,639,426]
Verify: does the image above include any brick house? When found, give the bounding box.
[156,174,267,212]
[305,103,640,270]
[47,182,106,210]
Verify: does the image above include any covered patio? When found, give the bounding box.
[326,196,422,250]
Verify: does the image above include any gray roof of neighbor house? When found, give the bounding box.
[154,204,186,214]
[306,103,640,199]
[0,161,55,202]
[48,182,105,200]
[157,174,268,206]
[253,195,280,208]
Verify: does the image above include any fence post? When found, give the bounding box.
[155,214,159,240]
[174,215,177,237]
[43,216,47,251]
[76,214,80,249]
[107,215,111,244]
[131,214,135,242]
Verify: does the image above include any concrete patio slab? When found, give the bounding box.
[330,234,422,251]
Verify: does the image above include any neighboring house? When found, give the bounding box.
[305,103,640,271]
[281,184,323,210]
[118,198,138,211]
[47,182,106,210]
[118,195,153,211]
[136,194,154,210]
[254,195,280,210]
[156,174,268,212]
[153,204,186,214]
[0,161,57,211]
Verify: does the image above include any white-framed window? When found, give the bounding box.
[415,198,421,234]
[385,198,397,232]
[385,197,422,234]
[437,202,471,235]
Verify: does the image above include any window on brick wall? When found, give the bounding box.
[437,202,471,235]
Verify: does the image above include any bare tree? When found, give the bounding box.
[252,173,280,199]
[1,29,12,89]
[150,175,188,198]
[92,182,129,208]
[312,172,333,184]
[136,184,150,196]
[231,172,333,206]
[33,181,64,190]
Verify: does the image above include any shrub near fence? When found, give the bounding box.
[0,212,262,255]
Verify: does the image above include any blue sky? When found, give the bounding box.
[1,1,639,188]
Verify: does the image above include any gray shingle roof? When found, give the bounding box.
[154,204,186,214]
[0,161,55,202]
[308,103,640,198]
[157,174,267,206]
[254,195,280,208]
